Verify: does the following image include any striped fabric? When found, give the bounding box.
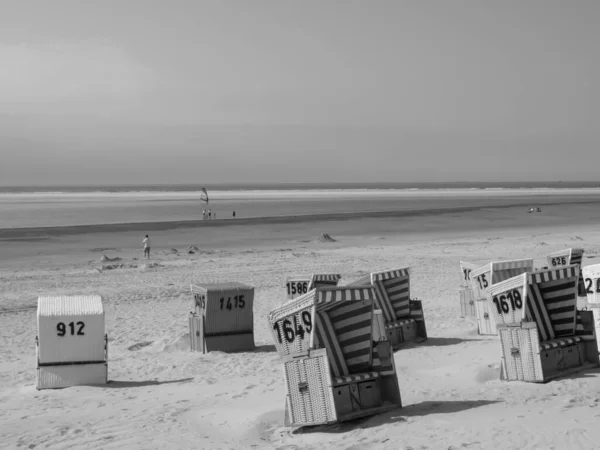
[380,276,410,318]
[525,267,579,341]
[332,372,379,386]
[568,249,586,296]
[314,312,348,377]
[371,268,410,282]
[315,287,375,307]
[539,336,580,351]
[308,274,342,291]
[492,260,534,284]
[326,300,374,374]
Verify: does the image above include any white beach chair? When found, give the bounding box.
[459,261,479,318]
[268,286,402,427]
[36,295,108,389]
[488,265,599,382]
[469,259,534,335]
[189,282,255,353]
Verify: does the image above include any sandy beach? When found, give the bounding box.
[2,201,600,449]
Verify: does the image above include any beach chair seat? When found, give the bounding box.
[344,268,427,350]
[268,286,402,428]
[470,258,534,335]
[487,265,600,383]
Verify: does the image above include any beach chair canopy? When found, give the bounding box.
[470,258,534,299]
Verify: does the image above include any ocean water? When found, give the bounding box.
[2,183,600,229]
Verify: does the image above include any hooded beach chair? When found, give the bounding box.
[343,267,427,350]
[546,248,586,296]
[285,273,342,300]
[487,265,599,382]
[459,261,479,318]
[268,285,402,427]
[469,259,534,335]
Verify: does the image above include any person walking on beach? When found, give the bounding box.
[143,234,151,259]
[208,209,212,220]
[202,209,206,220]
[233,211,236,219]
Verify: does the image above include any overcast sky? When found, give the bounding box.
[1,1,598,185]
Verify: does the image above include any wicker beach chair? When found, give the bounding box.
[285,273,342,300]
[268,286,402,427]
[487,265,599,382]
[469,259,534,335]
[546,248,586,296]
[343,268,427,350]
[459,261,478,318]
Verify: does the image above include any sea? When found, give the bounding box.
[1,182,600,230]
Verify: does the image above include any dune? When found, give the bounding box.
[3,211,600,448]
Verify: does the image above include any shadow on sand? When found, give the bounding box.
[415,337,483,347]
[293,400,500,434]
[103,378,195,388]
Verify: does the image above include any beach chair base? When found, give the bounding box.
[475,298,498,335]
[189,313,255,353]
[460,288,477,318]
[282,348,402,428]
[499,318,600,383]
[36,362,108,390]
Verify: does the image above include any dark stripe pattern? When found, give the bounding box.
[525,270,578,341]
[380,276,410,318]
[326,300,374,374]
[314,311,348,377]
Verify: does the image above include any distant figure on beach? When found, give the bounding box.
[233,211,236,219]
[143,234,151,259]
[208,209,212,220]
[214,211,217,220]
[202,209,206,220]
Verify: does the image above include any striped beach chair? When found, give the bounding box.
[285,273,342,300]
[344,267,427,350]
[470,259,534,335]
[546,248,586,296]
[488,265,599,383]
[459,261,478,318]
[268,286,402,427]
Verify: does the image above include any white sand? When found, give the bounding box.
[2,222,600,449]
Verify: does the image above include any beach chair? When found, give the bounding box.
[36,296,108,389]
[459,261,478,318]
[546,248,586,296]
[582,264,600,305]
[343,268,427,350]
[285,273,342,300]
[268,286,402,427]
[470,259,534,335]
[189,282,255,353]
[488,265,599,383]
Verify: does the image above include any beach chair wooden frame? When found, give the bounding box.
[343,267,427,350]
[486,265,599,383]
[470,259,534,335]
[459,261,478,318]
[285,273,342,300]
[546,248,586,296]
[268,286,402,427]
[189,282,255,353]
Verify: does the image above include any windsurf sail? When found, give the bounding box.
[200,188,209,203]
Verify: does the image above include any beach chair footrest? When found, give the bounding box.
[332,371,379,387]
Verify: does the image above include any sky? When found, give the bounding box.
[0,0,599,185]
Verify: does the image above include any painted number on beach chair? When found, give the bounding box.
[584,278,600,294]
[476,274,488,290]
[56,321,85,337]
[286,281,309,296]
[193,293,205,309]
[219,295,246,311]
[551,257,567,266]
[492,290,523,315]
[463,269,472,281]
[272,311,312,344]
